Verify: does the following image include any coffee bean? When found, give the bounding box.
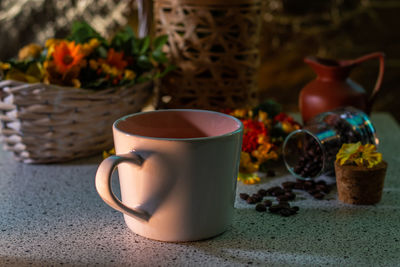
[313,193,324,200]
[252,194,263,202]
[255,204,267,212]
[269,205,281,213]
[307,189,320,195]
[304,181,315,190]
[258,189,267,197]
[284,187,293,193]
[277,195,289,202]
[291,206,300,212]
[278,202,291,209]
[316,184,329,193]
[279,209,292,217]
[285,192,296,200]
[263,199,272,207]
[266,186,281,195]
[272,188,285,196]
[282,181,295,189]
[239,193,249,200]
[294,182,305,190]
[246,197,257,204]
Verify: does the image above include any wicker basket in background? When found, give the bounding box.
[154,0,263,110]
[0,80,152,163]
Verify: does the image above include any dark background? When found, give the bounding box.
[1,0,399,122]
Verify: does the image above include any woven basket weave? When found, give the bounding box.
[0,80,152,163]
[154,0,262,110]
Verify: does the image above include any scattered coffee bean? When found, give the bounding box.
[291,206,300,212]
[307,189,320,195]
[255,203,267,212]
[252,193,263,202]
[271,188,285,197]
[313,193,324,200]
[279,209,293,217]
[263,199,272,207]
[258,189,267,197]
[282,181,295,189]
[277,195,289,202]
[284,187,293,193]
[269,205,281,213]
[240,193,249,200]
[294,182,305,190]
[246,197,257,204]
[285,192,296,200]
[266,186,281,196]
[316,184,330,193]
[278,201,290,209]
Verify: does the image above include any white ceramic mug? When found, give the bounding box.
[95,109,243,242]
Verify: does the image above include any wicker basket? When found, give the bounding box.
[0,80,152,163]
[154,0,263,110]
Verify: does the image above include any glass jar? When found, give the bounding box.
[282,107,378,180]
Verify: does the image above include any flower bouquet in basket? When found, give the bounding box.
[0,21,171,163]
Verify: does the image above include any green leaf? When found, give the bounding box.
[152,50,168,63]
[97,46,108,58]
[153,35,168,51]
[137,55,153,70]
[139,36,150,54]
[67,21,105,44]
[252,99,282,119]
[110,26,137,55]
[154,65,176,79]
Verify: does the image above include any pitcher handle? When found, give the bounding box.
[95,151,151,221]
[352,52,385,114]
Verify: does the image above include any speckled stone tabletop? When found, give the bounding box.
[0,113,399,266]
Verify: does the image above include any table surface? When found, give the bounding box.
[1,113,400,266]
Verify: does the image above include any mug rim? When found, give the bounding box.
[113,109,244,141]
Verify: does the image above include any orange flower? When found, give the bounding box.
[106,48,128,70]
[52,41,84,73]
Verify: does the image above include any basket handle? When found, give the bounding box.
[137,0,153,38]
[95,151,151,221]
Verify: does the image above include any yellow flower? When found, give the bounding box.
[0,62,11,70]
[101,63,122,77]
[239,151,259,173]
[45,39,62,48]
[252,143,279,162]
[89,59,99,70]
[336,142,362,166]
[124,69,136,80]
[336,142,382,168]
[5,62,44,83]
[81,38,101,56]
[231,108,250,119]
[282,121,301,133]
[238,172,261,184]
[18,43,43,60]
[257,111,272,127]
[102,147,115,159]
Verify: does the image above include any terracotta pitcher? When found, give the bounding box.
[299,52,385,123]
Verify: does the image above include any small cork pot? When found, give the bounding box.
[334,161,387,205]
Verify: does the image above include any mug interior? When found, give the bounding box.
[115,110,242,139]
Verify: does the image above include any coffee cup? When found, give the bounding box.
[95,109,243,242]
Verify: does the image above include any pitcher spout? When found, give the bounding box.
[304,56,353,81]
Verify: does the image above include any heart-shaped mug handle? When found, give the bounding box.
[95,151,151,221]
